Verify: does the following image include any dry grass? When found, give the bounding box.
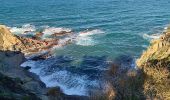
[143,62,170,100]
[103,63,145,100]
[89,82,116,100]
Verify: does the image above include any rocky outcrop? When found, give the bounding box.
[136,29,170,67]
[0,50,47,100]
[0,25,59,55]
[0,50,89,100]
[0,25,22,51]
[0,25,88,100]
[136,26,170,100]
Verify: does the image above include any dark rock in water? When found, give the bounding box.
[31,53,52,61]
[24,66,31,70]
[32,32,44,40]
[51,31,72,37]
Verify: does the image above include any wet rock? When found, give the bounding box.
[0,25,60,55]
[24,66,31,70]
[32,32,44,40]
[51,31,72,37]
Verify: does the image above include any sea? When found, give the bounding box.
[1,0,170,96]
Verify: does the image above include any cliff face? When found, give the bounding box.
[137,29,170,67]
[136,26,170,100]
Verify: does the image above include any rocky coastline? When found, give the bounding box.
[0,24,169,100]
[0,25,88,100]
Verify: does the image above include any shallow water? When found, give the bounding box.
[2,0,170,95]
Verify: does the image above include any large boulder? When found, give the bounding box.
[0,25,21,51]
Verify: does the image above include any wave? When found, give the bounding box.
[75,29,104,46]
[78,29,104,36]
[9,24,72,39]
[10,24,36,35]
[42,27,72,39]
[9,24,104,47]
[143,33,161,40]
[21,59,101,96]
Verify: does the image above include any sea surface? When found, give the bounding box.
[1,0,170,95]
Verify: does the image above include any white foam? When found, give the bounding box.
[75,29,104,46]
[21,60,100,96]
[79,29,104,36]
[10,24,36,35]
[42,27,72,38]
[40,71,88,95]
[76,36,97,46]
[143,33,161,40]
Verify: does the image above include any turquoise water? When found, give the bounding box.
[2,0,170,95]
[1,0,170,58]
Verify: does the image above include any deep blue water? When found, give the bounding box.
[1,0,170,95]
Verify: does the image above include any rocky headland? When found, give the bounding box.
[136,26,170,99]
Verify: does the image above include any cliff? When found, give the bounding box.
[136,26,170,99]
[0,25,88,100]
[137,27,170,67]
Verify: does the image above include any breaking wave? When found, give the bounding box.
[75,29,105,46]
[10,24,36,35]
[9,24,105,47]
[21,55,108,96]
[42,26,72,39]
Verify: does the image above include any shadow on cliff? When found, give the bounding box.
[0,50,42,100]
[89,55,146,100]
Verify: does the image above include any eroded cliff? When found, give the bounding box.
[137,26,170,100]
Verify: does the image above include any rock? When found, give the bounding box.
[0,25,60,55]
[0,72,41,100]
[136,27,170,67]
[0,49,89,100]
[0,25,21,51]
[51,31,72,37]
[136,26,170,100]
[31,52,52,61]
[24,66,31,70]
[32,32,44,40]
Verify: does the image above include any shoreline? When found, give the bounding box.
[0,24,169,99]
